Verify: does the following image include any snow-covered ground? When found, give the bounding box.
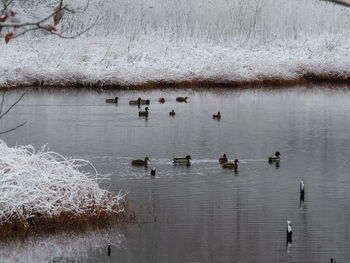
[2,33,350,88]
[0,140,127,231]
[2,0,350,88]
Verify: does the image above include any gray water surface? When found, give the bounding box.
[1,86,350,263]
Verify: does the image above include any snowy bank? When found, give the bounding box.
[0,140,134,237]
[1,34,350,89]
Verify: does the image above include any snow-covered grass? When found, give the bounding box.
[0,140,133,237]
[1,33,350,88]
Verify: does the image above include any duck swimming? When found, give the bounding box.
[105,97,118,103]
[222,159,239,170]
[139,107,149,117]
[159,98,165,103]
[131,157,150,167]
[268,152,281,162]
[129,98,141,105]
[219,153,228,164]
[176,97,188,102]
[173,155,191,166]
[213,112,221,119]
[169,110,176,116]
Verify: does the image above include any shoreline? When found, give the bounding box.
[1,75,350,91]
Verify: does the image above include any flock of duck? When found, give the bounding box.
[106,96,221,119]
[105,96,338,261]
[105,95,281,170]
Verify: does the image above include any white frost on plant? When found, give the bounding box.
[0,140,126,224]
[1,34,350,87]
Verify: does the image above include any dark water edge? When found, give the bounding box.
[1,85,350,262]
[1,76,350,92]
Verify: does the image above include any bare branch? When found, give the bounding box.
[0,121,27,135]
[0,91,6,116]
[0,0,95,41]
[321,0,350,7]
[37,16,99,39]
[0,4,69,28]
[0,93,25,120]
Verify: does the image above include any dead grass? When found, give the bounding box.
[1,73,350,91]
[0,201,135,240]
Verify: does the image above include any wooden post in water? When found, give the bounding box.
[151,168,156,177]
[108,243,111,256]
[300,180,305,201]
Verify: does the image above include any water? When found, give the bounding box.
[1,86,350,262]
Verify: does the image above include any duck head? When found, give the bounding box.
[275,152,281,157]
[144,157,150,162]
[234,159,239,164]
[145,107,149,111]
[186,155,192,160]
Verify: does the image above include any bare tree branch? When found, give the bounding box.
[0,121,26,135]
[0,91,6,116]
[0,92,25,120]
[321,0,350,7]
[0,0,96,42]
[0,92,26,135]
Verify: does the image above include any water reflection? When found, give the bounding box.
[2,86,350,262]
[0,227,124,263]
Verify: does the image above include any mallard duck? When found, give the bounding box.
[131,157,150,167]
[105,96,118,103]
[219,153,228,164]
[268,152,281,162]
[139,107,149,117]
[213,112,221,119]
[173,155,191,166]
[159,98,165,103]
[222,159,239,169]
[140,99,150,105]
[129,98,141,105]
[176,97,188,102]
[169,110,176,116]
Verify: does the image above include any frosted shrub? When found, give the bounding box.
[0,140,133,237]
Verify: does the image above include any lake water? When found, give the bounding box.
[1,86,350,262]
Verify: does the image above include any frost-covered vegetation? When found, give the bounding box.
[0,140,133,237]
[1,0,350,87]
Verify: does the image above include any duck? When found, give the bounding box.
[219,153,228,164]
[222,159,239,170]
[129,98,141,105]
[105,96,118,103]
[173,155,191,166]
[139,107,149,117]
[131,157,150,167]
[213,112,221,119]
[176,97,188,102]
[159,98,165,103]
[169,110,176,116]
[140,99,150,105]
[268,152,281,162]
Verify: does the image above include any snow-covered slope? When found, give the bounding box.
[1,33,350,87]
